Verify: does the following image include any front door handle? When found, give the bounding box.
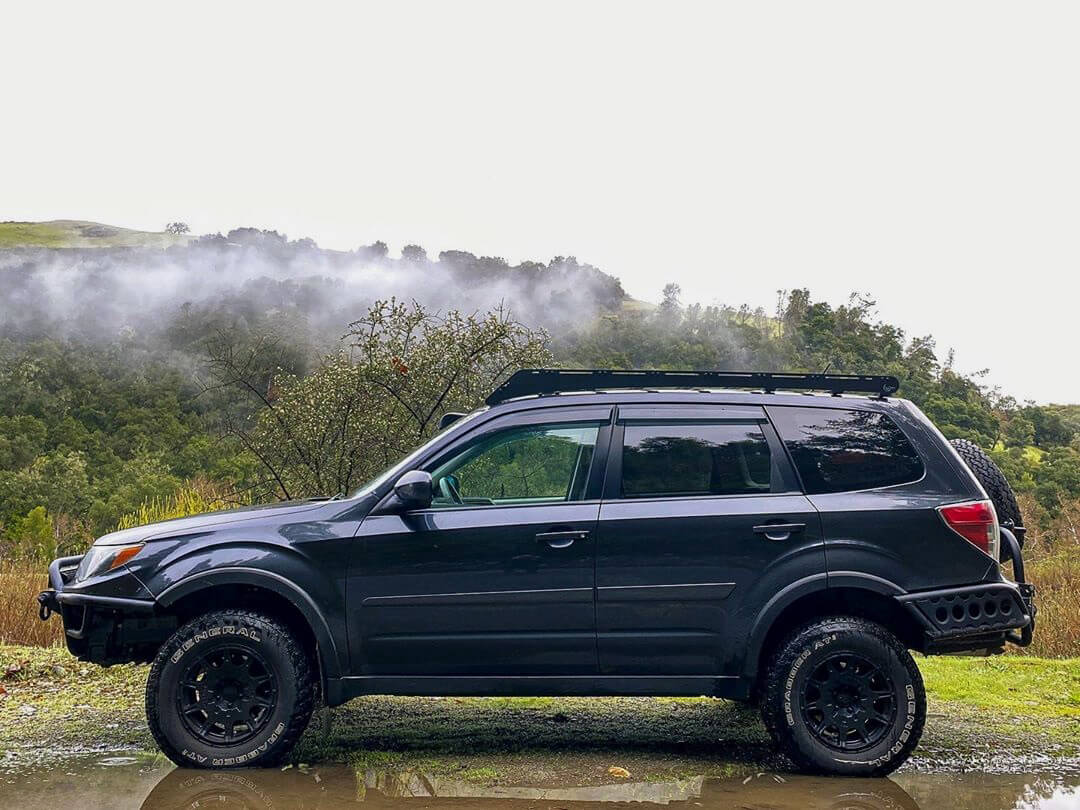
[753,522,806,541]
[536,530,589,549]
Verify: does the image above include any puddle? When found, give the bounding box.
[0,754,1078,809]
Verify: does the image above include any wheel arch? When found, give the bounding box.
[745,573,925,683]
[156,567,343,685]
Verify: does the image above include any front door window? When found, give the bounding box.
[430,423,601,507]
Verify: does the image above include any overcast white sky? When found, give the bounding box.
[2,2,1078,402]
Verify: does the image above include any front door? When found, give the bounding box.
[594,405,824,677]
[351,408,611,676]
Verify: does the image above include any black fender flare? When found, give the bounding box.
[743,571,906,678]
[155,567,343,680]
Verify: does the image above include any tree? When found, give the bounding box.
[1003,415,1036,448]
[659,283,682,316]
[8,506,55,562]
[1022,406,1074,448]
[207,300,551,499]
[400,244,428,263]
[165,222,190,235]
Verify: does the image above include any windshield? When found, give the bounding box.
[348,408,488,498]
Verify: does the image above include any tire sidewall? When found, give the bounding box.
[151,616,300,768]
[779,624,921,776]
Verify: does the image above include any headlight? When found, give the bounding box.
[75,543,145,581]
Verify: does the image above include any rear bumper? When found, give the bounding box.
[38,554,170,665]
[898,526,1035,653]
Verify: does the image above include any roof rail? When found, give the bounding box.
[485,369,900,405]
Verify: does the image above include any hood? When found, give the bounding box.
[92,499,338,547]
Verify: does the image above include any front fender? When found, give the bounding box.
[153,566,344,681]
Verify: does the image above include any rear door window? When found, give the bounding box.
[768,406,923,494]
[620,423,772,498]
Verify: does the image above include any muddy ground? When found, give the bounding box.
[1,647,1078,809]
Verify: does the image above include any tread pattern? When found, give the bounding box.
[760,616,926,777]
[950,438,1024,536]
[145,609,316,768]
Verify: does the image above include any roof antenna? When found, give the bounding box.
[821,362,832,374]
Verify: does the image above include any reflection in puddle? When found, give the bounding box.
[142,767,926,809]
[0,755,1077,809]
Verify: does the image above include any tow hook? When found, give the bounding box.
[37,590,58,621]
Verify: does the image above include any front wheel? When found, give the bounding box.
[760,617,925,776]
[146,609,316,768]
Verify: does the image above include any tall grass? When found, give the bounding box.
[114,481,247,530]
[0,560,60,646]
[0,480,248,647]
[1023,554,1080,658]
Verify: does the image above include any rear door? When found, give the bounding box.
[594,404,824,677]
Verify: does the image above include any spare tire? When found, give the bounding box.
[949,438,1023,556]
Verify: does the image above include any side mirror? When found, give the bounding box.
[393,470,433,510]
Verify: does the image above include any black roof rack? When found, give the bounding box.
[485,369,900,405]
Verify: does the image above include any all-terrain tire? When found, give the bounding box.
[949,438,1024,552]
[760,617,926,777]
[146,609,316,768]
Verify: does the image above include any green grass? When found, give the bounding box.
[0,220,192,248]
[918,655,1080,719]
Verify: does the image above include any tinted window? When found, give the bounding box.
[769,407,923,494]
[430,423,600,507]
[621,423,772,498]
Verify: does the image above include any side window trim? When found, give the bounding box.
[759,418,802,494]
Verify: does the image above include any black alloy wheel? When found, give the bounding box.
[177,645,280,746]
[760,616,926,776]
[146,609,316,768]
[800,652,897,752]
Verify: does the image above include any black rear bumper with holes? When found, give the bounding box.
[897,526,1035,653]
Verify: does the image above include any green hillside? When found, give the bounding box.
[0,220,192,249]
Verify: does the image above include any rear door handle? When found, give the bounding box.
[536,530,589,549]
[753,522,806,540]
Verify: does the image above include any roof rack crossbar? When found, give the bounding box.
[485,369,900,405]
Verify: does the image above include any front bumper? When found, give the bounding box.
[38,554,172,665]
[898,526,1035,653]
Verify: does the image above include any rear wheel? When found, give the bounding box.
[146,609,316,768]
[760,617,925,776]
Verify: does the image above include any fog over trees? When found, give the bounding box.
[2,228,1079,559]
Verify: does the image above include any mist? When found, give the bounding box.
[0,229,627,357]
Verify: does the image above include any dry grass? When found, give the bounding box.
[1021,553,1080,658]
[0,561,61,647]
[1009,493,1080,658]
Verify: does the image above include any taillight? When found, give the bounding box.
[939,500,999,559]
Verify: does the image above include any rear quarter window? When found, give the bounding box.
[768,406,924,494]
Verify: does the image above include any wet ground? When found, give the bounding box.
[0,752,1078,810]
[2,660,1078,810]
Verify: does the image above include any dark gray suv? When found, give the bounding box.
[39,370,1034,776]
